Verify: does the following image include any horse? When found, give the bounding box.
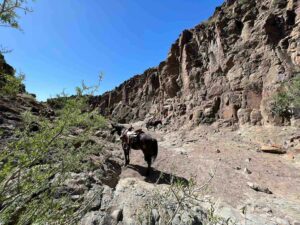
[146,120,162,130]
[111,123,158,175]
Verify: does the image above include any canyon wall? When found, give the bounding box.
[91,0,300,127]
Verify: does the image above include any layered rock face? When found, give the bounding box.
[92,0,300,127]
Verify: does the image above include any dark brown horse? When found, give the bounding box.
[111,123,158,175]
[146,120,162,130]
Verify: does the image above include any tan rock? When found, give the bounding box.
[261,145,287,154]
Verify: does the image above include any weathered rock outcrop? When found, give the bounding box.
[91,0,300,127]
[0,54,53,146]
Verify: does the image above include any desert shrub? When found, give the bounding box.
[0,73,25,96]
[0,82,106,224]
[272,75,300,117]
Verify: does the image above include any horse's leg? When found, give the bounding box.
[122,143,130,166]
[144,154,152,176]
[146,157,152,176]
[126,147,130,165]
[122,148,127,166]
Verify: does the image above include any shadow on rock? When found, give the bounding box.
[127,164,189,185]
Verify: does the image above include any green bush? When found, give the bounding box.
[273,75,300,117]
[0,73,25,96]
[0,83,106,224]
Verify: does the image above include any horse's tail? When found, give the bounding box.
[151,139,158,163]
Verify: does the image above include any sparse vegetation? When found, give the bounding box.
[272,75,300,117]
[0,73,25,96]
[0,82,106,224]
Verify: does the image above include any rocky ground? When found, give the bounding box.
[76,121,300,225]
[1,89,300,225]
[1,93,300,225]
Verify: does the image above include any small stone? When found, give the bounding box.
[71,195,82,201]
[247,182,272,194]
[216,149,221,153]
[172,214,181,225]
[262,207,273,214]
[261,145,286,154]
[245,158,251,163]
[180,151,187,156]
[151,209,160,223]
[94,130,103,137]
[239,205,246,213]
[235,166,241,170]
[111,209,123,222]
[244,168,252,174]
[80,211,104,225]
[286,152,295,160]
[275,218,290,225]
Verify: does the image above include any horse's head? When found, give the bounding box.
[111,123,125,136]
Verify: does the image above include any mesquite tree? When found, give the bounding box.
[0,0,34,29]
[0,0,35,53]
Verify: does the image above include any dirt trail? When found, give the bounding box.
[120,124,300,222]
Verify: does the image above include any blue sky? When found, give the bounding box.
[1,0,224,101]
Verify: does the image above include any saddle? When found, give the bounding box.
[121,127,144,148]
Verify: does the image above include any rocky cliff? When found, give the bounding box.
[91,0,300,127]
[0,54,53,148]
